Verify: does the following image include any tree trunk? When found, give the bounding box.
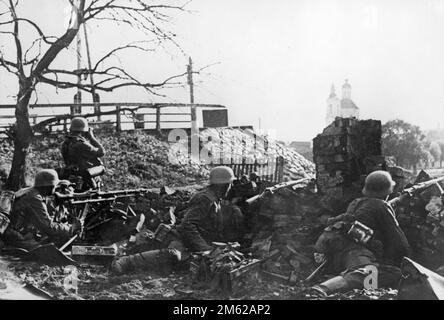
[5,81,33,191]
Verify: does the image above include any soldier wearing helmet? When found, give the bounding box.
[177,166,244,251]
[60,117,105,191]
[110,166,245,275]
[2,170,82,250]
[310,170,411,296]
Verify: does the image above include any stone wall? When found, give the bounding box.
[313,117,385,211]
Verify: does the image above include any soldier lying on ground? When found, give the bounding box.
[1,170,82,250]
[110,166,246,275]
[60,117,106,191]
[310,170,411,296]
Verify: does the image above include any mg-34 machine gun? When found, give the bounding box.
[53,188,157,244]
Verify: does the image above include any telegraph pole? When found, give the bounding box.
[187,57,197,132]
[187,57,199,161]
[83,23,101,121]
[72,32,82,115]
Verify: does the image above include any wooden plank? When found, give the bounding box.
[116,106,121,132]
[0,103,226,109]
[156,107,161,132]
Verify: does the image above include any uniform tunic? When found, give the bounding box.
[177,187,244,252]
[4,187,72,249]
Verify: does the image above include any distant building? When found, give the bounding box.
[326,79,360,125]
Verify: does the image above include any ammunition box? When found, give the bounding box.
[71,245,117,265]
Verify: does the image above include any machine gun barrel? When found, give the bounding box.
[55,188,155,203]
[389,175,444,207]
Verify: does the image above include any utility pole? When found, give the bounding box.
[72,31,82,115]
[83,23,101,121]
[187,57,199,161]
[187,57,197,132]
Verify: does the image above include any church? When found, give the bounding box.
[325,79,359,125]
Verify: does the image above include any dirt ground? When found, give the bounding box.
[0,254,399,300]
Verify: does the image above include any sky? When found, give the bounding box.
[1,0,444,141]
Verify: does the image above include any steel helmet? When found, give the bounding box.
[209,166,235,185]
[70,117,89,132]
[362,170,396,198]
[34,169,60,187]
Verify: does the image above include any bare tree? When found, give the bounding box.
[0,0,191,190]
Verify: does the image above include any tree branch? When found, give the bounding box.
[31,0,86,77]
[8,0,24,77]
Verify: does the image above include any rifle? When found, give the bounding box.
[245,177,312,205]
[304,259,328,283]
[388,175,444,208]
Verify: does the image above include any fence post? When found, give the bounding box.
[156,107,161,133]
[116,105,121,132]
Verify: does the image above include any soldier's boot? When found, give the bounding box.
[111,248,181,275]
[310,276,350,296]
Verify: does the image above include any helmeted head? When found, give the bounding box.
[240,174,249,184]
[209,166,235,185]
[249,172,259,182]
[70,117,89,132]
[362,170,396,198]
[34,169,60,188]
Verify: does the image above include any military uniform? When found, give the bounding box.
[3,187,73,250]
[177,187,245,252]
[111,187,245,275]
[313,196,411,294]
[61,134,104,190]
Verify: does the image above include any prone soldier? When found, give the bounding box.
[311,170,411,296]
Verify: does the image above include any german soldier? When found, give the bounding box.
[311,170,411,296]
[2,169,82,250]
[60,117,105,191]
[110,166,245,274]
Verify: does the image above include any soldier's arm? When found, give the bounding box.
[379,203,411,261]
[76,140,105,160]
[28,196,73,239]
[87,131,105,156]
[177,197,213,252]
[354,200,410,264]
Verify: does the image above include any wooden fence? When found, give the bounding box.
[0,102,226,136]
[210,156,285,183]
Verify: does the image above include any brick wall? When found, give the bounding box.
[313,117,385,210]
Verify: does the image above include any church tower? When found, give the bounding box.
[326,84,340,125]
[339,79,359,119]
[342,79,351,99]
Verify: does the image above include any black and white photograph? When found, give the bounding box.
[0,0,444,307]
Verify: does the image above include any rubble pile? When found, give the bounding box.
[250,186,331,285]
[199,128,315,180]
[0,128,315,189]
[190,242,261,294]
[313,117,384,211]
[0,132,209,189]
[396,173,444,269]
